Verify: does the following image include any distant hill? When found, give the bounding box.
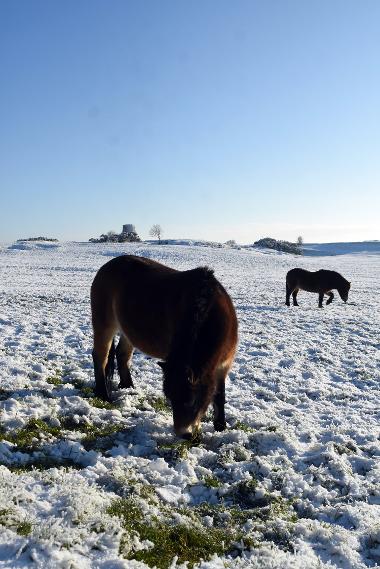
[302,241,380,256]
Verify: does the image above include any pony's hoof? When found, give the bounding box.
[94,389,112,402]
[117,382,134,390]
[214,421,227,432]
[181,432,193,441]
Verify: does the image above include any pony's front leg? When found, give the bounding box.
[318,293,324,308]
[326,291,334,305]
[213,372,227,432]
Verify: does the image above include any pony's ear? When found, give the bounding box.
[157,361,166,370]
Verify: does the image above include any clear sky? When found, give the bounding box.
[1,0,379,244]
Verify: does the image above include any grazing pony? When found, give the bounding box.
[91,255,238,438]
[286,268,351,308]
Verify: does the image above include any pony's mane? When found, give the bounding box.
[335,271,350,287]
[165,267,218,374]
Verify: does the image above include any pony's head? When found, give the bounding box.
[338,279,351,303]
[159,361,209,438]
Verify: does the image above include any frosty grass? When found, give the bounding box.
[0,241,379,569]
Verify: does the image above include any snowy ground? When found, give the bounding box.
[0,241,379,569]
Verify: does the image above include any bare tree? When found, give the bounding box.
[296,235,304,255]
[149,224,163,243]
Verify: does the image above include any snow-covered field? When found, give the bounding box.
[0,241,379,569]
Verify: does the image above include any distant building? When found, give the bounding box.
[122,224,136,234]
[89,223,141,243]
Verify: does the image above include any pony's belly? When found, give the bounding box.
[131,336,169,360]
[115,293,179,361]
[300,285,318,293]
[117,322,171,360]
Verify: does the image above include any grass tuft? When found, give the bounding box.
[148,396,171,414]
[108,498,234,568]
[59,416,124,450]
[16,521,32,536]
[7,458,82,473]
[3,418,62,451]
[232,421,255,433]
[158,436,201,461]
[0,510,33,537]
[87,397,118,410]
[45,369,63,385]
[203,475,221,488]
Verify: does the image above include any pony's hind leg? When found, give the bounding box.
[116,335,134,389]
[292,289,299,306]
[326,291,334,305]
[318,293,324,308]
[92,328,116,401]
[212,368,227,432]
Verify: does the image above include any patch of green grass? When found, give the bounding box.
[0,509,10,521]
[333,442,356,455]
[45,369,63,385]
[59,415,88,431]
[108,498,235,568]
[81,424,123,451]
[270,497,298,523]
[203,475,221,489]
[16,521,32,536]
[7,457,82,473]
[59,416,124,451]
[66,377,86,390]
[158,435,201,461]
[66,378,99,400]
[194,493,297,529]
[231,421,255,433]
[0,510,33,537]
[124,481,159,504]
[107,483,298,567]
[230,477,258,507]
[217,443,251,465]
[87,397,118,410]
[148,396,171,414]
[3,418,62,451]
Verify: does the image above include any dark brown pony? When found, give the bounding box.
[286,268,351,308]
[91,255,238,438]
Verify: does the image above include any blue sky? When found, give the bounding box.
[1,0,379,243]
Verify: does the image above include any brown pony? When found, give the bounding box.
[286,268,351,308]
[91,255,238,438]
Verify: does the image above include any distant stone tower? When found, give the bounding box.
[122,224,136,234]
